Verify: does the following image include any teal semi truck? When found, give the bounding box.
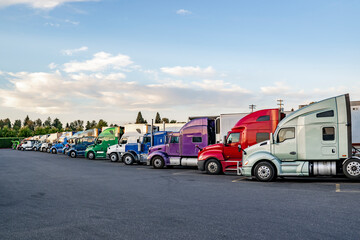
[237,94,360,181]
[85,127,124,160]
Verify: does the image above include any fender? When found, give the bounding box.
[126,150,139,161]
[198,149,225,162]
[147,151,169,165]
[243,151,282,176]
[343,156,360,165]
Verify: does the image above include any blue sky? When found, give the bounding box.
[0,0,359,125]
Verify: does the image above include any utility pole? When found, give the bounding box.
[249,104,256,113]
[277,99,284,112]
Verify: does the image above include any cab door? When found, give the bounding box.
[273,127,297,161]
[223,132,242,160]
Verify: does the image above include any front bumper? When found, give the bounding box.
[241,166,252,176]
[197,160,205,171]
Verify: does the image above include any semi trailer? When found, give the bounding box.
[197,109,285,174]
[237,94,360,181]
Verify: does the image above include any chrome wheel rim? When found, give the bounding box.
[208,162,218,173]
[347,161,360,176]
[111,154,117,161]
[89,153,94,159]
[258,166,271,179]
[124,156,132,164]
[71,152,75,157]
[154,159,162,167]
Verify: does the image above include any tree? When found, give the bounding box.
[162,118,169,123]
[35,118,42,127]
[136,112,146,124]
[0,119,4,128]
[85,121,91,130]
[23,115,30,127]
[3,118,11,128]
[13,119,21,130]
[70,120,84,131]
[18,126,33,137]
[155,112,161,123]
[34,126,46,135]
[96,119,108,129]
[44,117,52,127]
[52,118,63,130]
[170,120,177,123]
[26,120,35,131]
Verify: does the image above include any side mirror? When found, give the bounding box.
[223,136,227,145]
[238,144,247,155]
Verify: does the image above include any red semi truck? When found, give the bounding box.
[197,109,285,174]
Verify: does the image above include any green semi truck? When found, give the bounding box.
[85,127,124,160]
[237,94,359,181]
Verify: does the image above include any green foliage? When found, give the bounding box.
[96,119,108,129]
[69,120,84,131]
[52,118,63,130]
[162,118,169,123]
[13,119,21,130]
[170,120,177,123]
[44,117,52,127]
[0,126,17,137]
[85,120,98,130]
[136,112,146,124]
[35,118,42,127]
[0,137,23,148]
[23,115,30,127]
[18,126,33,137]
[155,112,161,123]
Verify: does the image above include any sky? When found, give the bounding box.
[0,0,359,125]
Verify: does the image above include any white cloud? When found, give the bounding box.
[48,62,57,69]
[45,22,60,27]
[176,9,192,15]
[192,80,250,93]
[65,19,79,25]
[63,51,133,72]
[161,66,216,77]
[0,0,96,10]
[62,46,88,56]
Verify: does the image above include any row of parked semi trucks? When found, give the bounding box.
[14,94,360,181]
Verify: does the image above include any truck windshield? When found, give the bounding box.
[143,136,151,144]
[170,136,179,144]
[226,133,240,144]
[119,137,128,144]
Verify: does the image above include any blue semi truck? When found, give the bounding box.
[106,131,169,165]
[67,129,100,158]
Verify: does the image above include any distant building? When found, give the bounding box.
[351,101,360,111]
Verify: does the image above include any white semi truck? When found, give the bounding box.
[238,94,360,181]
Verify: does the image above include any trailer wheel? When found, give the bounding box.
[343,159,360,179]
[152,156,165,169]
[70,151,77,158]
[123,154,134,165]
[110,153,118,162]
[87,152,95,160]
[52,148,57,154]
[254,161,276,182]
[205,159,222,175]
[46,148,50,153]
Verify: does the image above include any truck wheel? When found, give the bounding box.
[47,148,50,153]
[152,156,165,169]
[205,159,222,175]
[87,152,95,160]
[343,159,360,179]
[70,151,77,158]
[110,153,118,162]
[52,148,57,154]
[254,161,276,182]
[123,154,134,165]
[21,147,24,151]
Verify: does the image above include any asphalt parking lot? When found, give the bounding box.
[1,149,360,240]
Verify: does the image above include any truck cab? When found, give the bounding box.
[21,140,36,151]
[108,131,169,164]
[50,132,74,154]
[197,109,284,174]
[85,127,124,160]
[238,94,358,181]
[147,118,216,169]
[68,136,96,158]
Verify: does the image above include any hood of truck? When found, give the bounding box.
[149,144,166,154]
[242,140,271,162]
[201,143,224,152]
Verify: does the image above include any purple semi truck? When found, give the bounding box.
[146,118,216,168]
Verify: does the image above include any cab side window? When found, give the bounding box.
[170,136,179,144]
[227,133,240,144]
[277,128,295,143]
[256,132,270,143]
[323,127,335,141]
[143,137,151,144]
[120,137,128,144]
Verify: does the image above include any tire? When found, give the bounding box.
[205,159,222,175]
[87,151,95,160]
[110,153,119,162]
[123,154,135,165]
[21,147,24,151]
[52,148,57,154]
[70,151,77,158]
[46,148,50,153]
[254,161,276,182]
[152,156,165,169]
[343,159,360,179]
